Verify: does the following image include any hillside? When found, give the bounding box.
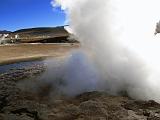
[11,26,68,38]
[7,26,78,43]
[0,30,11,34]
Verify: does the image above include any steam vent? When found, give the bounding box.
[1,0,160,120]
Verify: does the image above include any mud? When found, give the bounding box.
[0,60,160,120]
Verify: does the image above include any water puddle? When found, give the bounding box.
[0,60,44,74]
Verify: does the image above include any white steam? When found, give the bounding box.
[50,0,160,101]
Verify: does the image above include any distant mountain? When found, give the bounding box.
[0,30,11,34]
[11,26,69,38]
[7,26,78,43]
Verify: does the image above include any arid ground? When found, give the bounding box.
[0,43,160,120]
[0,43,79,65]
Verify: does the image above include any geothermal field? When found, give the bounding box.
[1,43,160,120]
[0,43,79,65]
[2,0,160,120]
[0,32,160,120]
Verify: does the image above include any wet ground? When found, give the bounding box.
[0,44,160,120]
[0,60,44,74]
[0,61,46,82]
[0,59,160,120]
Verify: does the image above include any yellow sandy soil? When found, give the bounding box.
[0,43,79,65]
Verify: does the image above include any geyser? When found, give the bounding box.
[50,0,160,102]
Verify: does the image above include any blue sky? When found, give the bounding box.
[0,0,65,31]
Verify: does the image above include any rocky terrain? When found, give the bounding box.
[0,27,159,119]
[0,61,160,120]
[5,26,78,43]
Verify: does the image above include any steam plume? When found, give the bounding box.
[50,0,160,101]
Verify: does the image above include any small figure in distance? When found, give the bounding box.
[155,21,160,35]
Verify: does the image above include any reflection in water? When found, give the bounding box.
[0,61,44,74]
